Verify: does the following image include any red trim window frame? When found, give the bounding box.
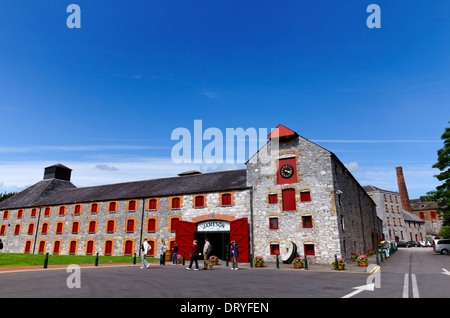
[269,217,279,230]
[127,200,137,211]
[73,204,82,215]
[193,194,206,208]
[304,244,315,256]
[300,190,311,202]
[282,188,296,211]
[90,202,99,214]
[107,201,118,213]
[302,215,313,228]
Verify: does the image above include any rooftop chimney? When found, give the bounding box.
[396,166,412,212]
[44,164,72,181]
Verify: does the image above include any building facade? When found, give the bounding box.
[410,196,442,240]
[0,125,382,264]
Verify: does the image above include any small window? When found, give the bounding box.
[88,220,97,233]
[268,194,278,204]
[0,224,6,235]
[30,208,38,218]
[419,212,424,219]
[106,219,115,233]
[14,224,21,235]
[171,197,181,209]
[27,223,35,235]
[147,218,156,232]
[58,206,66,216]
[194,195,205,208]
[126,219,135,232]
[269,217,278,230]
[53,240,61,254]
[56,222,64,234]
[90,203,99,213]
[73,205,82,215]
[148,198,158,210]
[104,240,114,255]
[304,244,315,256]
[2,210,9,219]
[221,193,232,206]
[86,240,95,254]
[41,222,49,234]
[17,209,24,218]
[300,191,311,202]
[44,207,51,217]
[108,202,117,212]
[127,200,137,211]
[302,215,313,228]
[71,221,80,234]
[270,243,280,255]
[170,217,179,232]
[431,212,436,219]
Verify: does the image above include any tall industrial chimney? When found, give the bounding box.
[396,166,412,212]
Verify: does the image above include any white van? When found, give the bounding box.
[434,239,450,255]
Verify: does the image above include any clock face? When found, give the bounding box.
[280,164,294,179]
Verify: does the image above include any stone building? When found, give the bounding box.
[0,125,382,264]
[410,196,442,240]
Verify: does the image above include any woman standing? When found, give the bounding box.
[228,240,239,270]
[171,242,178,265]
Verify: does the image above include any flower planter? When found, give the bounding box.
[210,260,219,266]
[255,263,264,267]
[294,263,304,269]
[333,265,346,270]
[358,261,368,267]
[177,258,182,264]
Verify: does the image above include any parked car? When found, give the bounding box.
[418,241,426,247]
[397,241,411,248]
[407,241,418,247]
[426,241,433,247]
[434,239,450,255]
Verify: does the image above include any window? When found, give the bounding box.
[127,200,137,211]
[221,193,232,206]
[53,240,62,254]
[73,205,82,215]
[14,224,21,235]
[268,194,278,204]
[41,222,49,234]
[86,240,95,255]
[30,208,38,218]
[171,197,181,209]
[90,203,99,213]
[17,209,23,218]
[2,210,9,219]
[68,240,78,254]
[104,240,114,255]
[270,243,280,255]
[126,218,136,232]
[0,224,6,235]
[88,220,97,233]
[71,221,80,234]
[169,217,179,232]
[419,212,424,219]
[38,240,46,254]
[148,198,158,210]
[282,188,296,211]
[108,201,117,212]
[269,217,278,230]
[304,244,315,256]
[194,195,205,208]
[58,206,66,216]
[300,191,311,202]
[27,223,35,235]
[106,219,116,233]
[124,240,134,255]
[56,222,64,234]
[44,207,51,217]
[302,216,313,228]
[147,218,157,232]
[431,212,436,219]
[24,240,32,253]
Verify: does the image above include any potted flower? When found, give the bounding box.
[350,252,358,262]
[292,257,304,269]
[331,258,346,270]
[209,255,219,266]
[357,254,368,266]
[253,256,264,267]
[176,254,183,264]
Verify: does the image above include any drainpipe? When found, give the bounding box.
[138,198,146,257]
[32,207,42,254]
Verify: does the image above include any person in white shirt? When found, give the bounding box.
[141,238,151,269]
[203,238,212,270]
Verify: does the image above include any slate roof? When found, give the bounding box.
[0,179,76,210]
[1,169,249,209]
[402,210,425,223]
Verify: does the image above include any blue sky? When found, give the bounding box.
[0,0,449,199]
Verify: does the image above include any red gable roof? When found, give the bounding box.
[268,124,297,139]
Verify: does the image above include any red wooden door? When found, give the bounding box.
[230,218,249,262]
[124,240,133,255]
[175,220,195,260]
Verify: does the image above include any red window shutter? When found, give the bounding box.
[125,241,133,255]
[175,220,195,260]
[230,218,249,262]
[18,209,24,218]
[25,241,32,253]
[86,241,94,254]
[195,196,204,207]
[270,244,280,255]
[57,222,63,233]
[148,241,155,255]
[172,198,180,209]
[38,241,45,253]
[277,157,297,184]
[108,202,116,212]
[105,241,113,254]
[53,241,61,254]
[127,219,135,232]
[91,204,98,213]
[304,244,315,256]
[300,191,311,202]
[149,199,157,210]
[222,193,231,205]
[88,221,96,233]
[14,224,21,235]
[69,241,77,254]
[28,223,34,234]
[107,220,115,232]
[72,222,79,233]
[42,223,48,234]
[128,201,136,211]
[171,218,179,231]
[148,219,156,231]
[268,194,278,204]
[282,188,296,211]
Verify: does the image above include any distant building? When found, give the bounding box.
[410,196,442,240]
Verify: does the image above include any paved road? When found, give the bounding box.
[0,248,448,300]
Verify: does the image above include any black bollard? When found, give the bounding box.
[182,253,185,266]
[95,252,99,266]
[43,252,49,269]
[304,255,308,270]
[276,254,279,269]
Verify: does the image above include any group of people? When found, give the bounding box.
[140,237,239,271]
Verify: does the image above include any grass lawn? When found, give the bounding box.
[0,253,159,267]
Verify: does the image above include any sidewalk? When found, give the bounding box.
[0,254,383,274]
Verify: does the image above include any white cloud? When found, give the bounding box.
[344,161,360,172]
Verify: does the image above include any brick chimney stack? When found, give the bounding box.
[396,166,412,212]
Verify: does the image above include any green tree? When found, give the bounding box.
[439,225,450,239]
[428,122,450,226]
[0,192,15,202]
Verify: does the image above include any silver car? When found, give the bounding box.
[434,239,450,255]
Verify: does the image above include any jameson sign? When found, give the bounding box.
[197,220,230,232]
